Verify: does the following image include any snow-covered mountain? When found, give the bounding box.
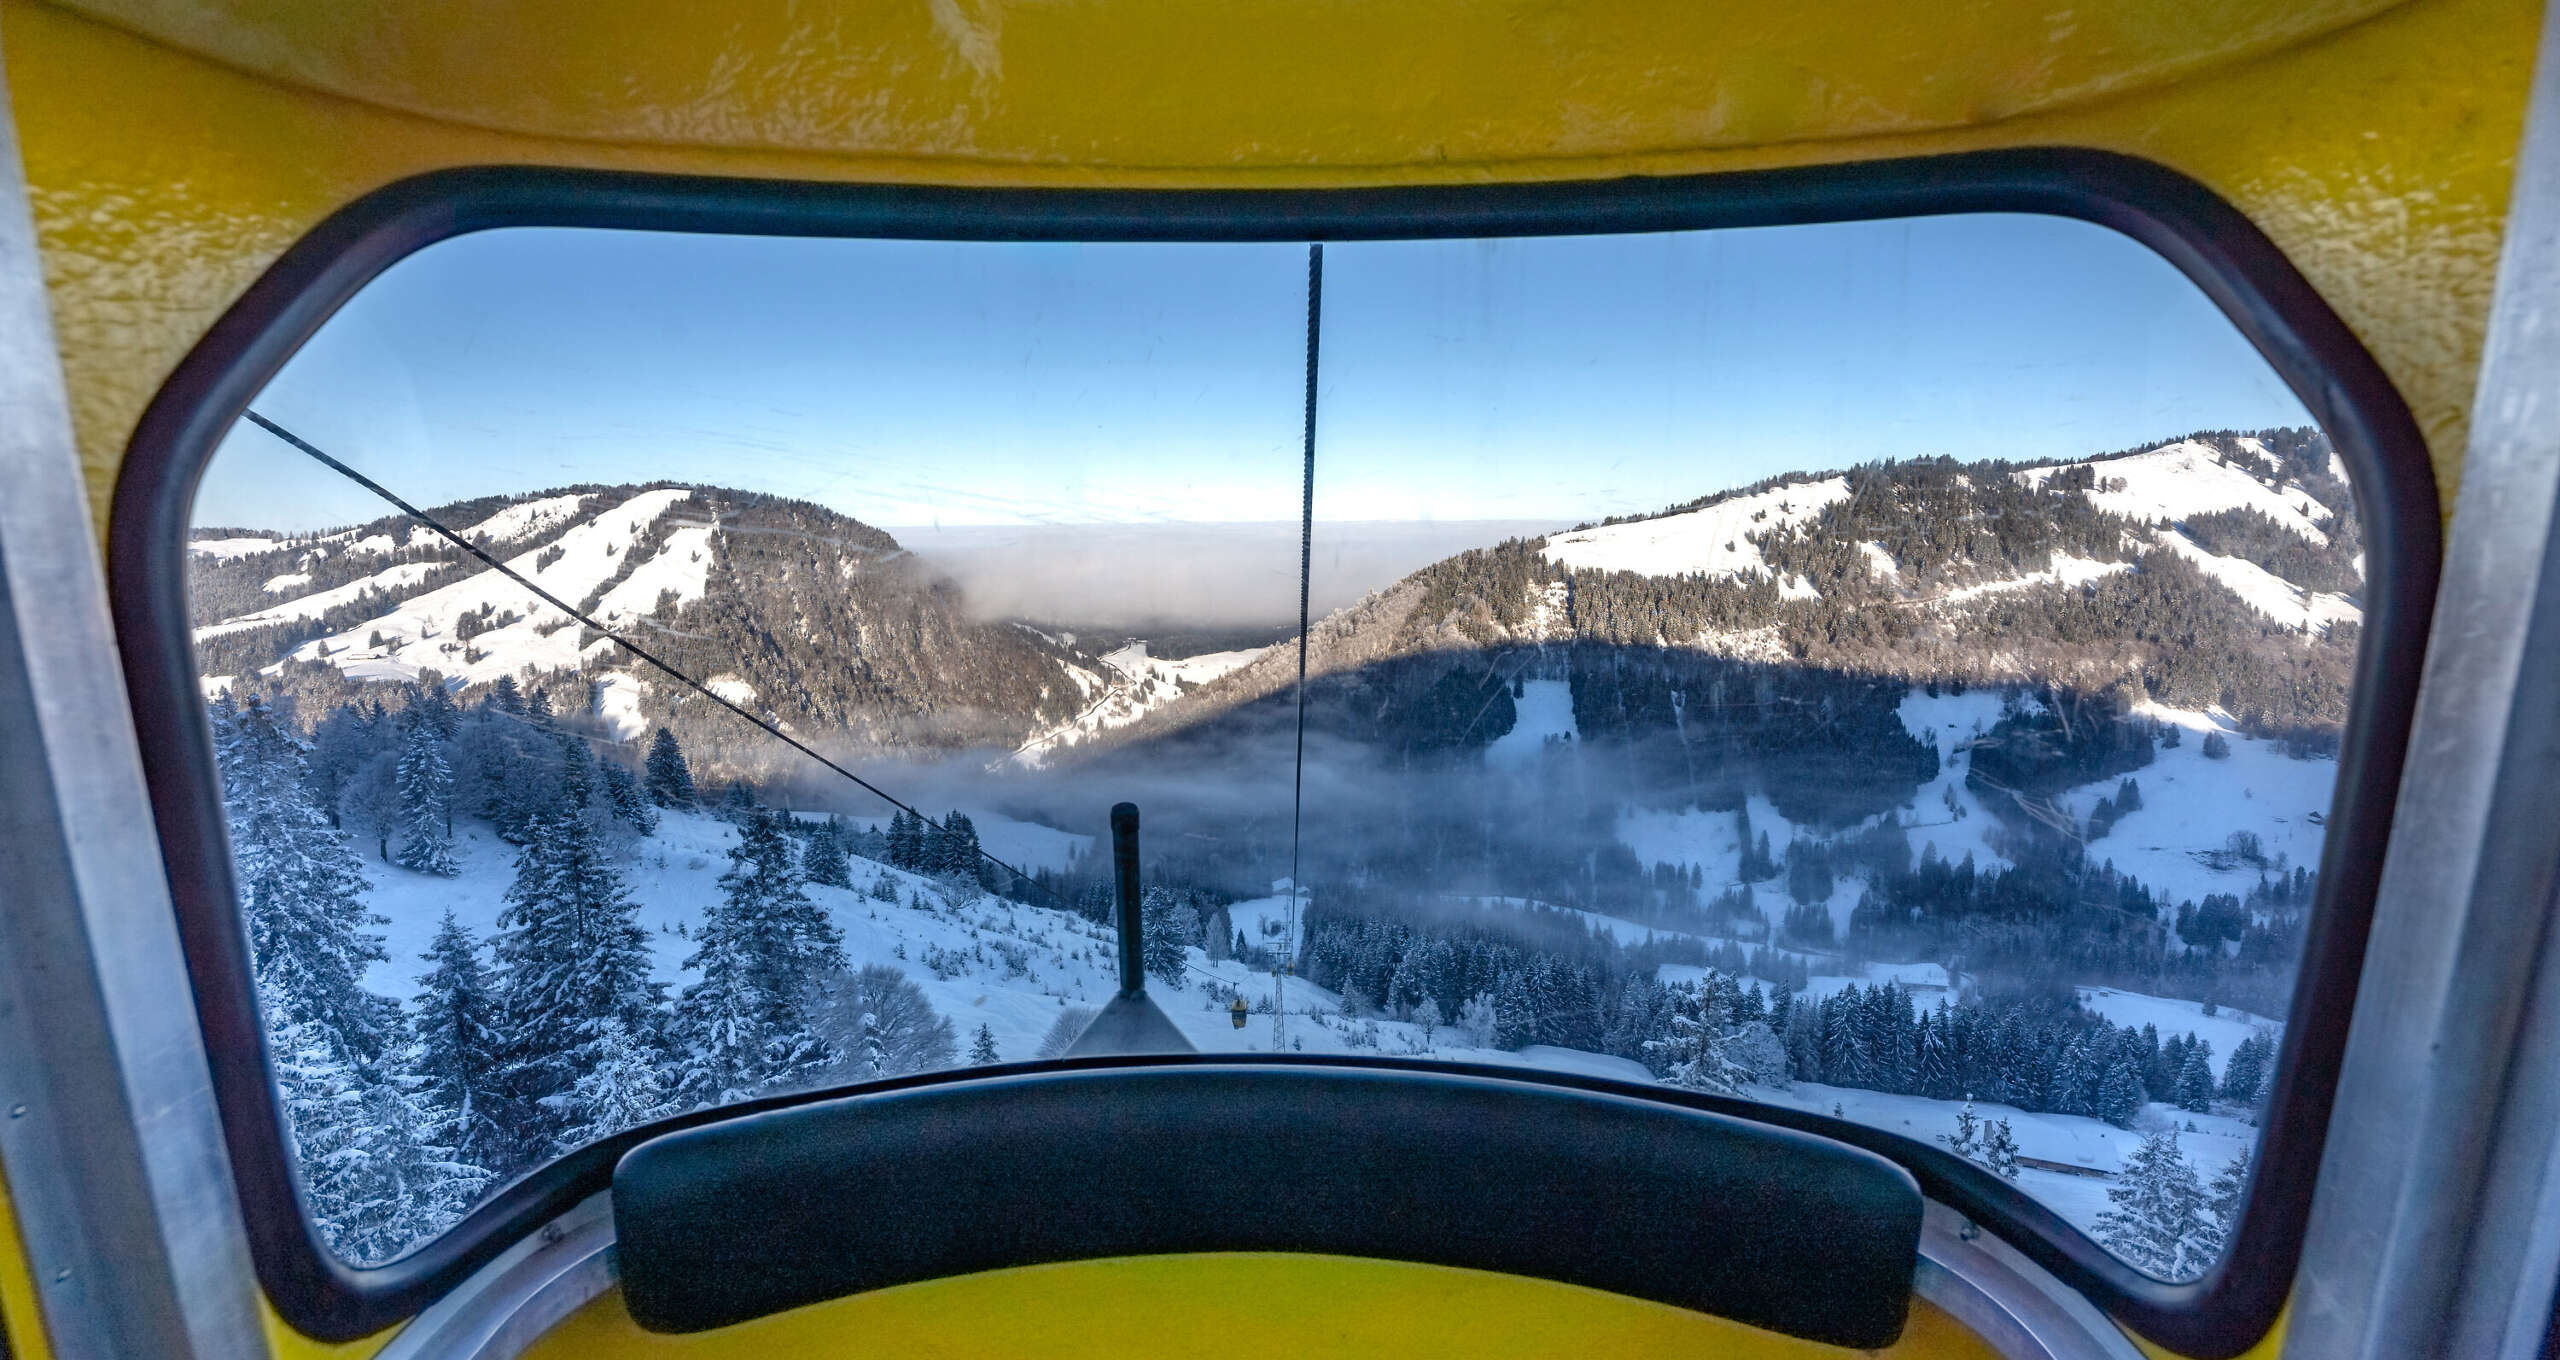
[1009,641,1263,767]
[190,485,1109,759]
[1087,430,2361,762]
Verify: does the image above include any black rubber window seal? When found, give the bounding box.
[106,149,2439,1356]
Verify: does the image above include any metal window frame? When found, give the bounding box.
[2281,0,2560,1355]
[104,149,2440,1355]
[0,55,269,1360]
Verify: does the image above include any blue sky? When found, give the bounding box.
[200,214,2313,534]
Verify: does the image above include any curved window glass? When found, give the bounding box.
[190,215,2358,1281]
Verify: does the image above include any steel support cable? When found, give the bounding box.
[240,409,1057,903]
[1271,243,1323,1051]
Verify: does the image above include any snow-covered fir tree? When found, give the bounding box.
[2095,1128,2211,1278]
[560,1018,675,1149]
[597,759,658,835]
[643,726,694,806]
[493,803,665,1158]
[215,696,391,1065]
[970,1024,1000,1065]
[269,1002,489,1265]
[2194,1145,2252,1261]
[2221,1032,2273,1105]
[1644,978,1741,1094]
[674,809,848,1101]
[1138,886,1194,990]
[802,819,853,888]
[393,719,459,876]
[410,912,507,1174]
[409,673,460,744]
[2177,1041,2217,1112]
[1943,1097,1982,1160]
[1982,1118,2022,1180]
[886,810,921,870]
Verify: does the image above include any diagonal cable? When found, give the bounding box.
[239,409,1055,902]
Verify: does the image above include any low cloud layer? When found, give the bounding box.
[892,519,1563,634]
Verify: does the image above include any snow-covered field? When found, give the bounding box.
[1600,687,2335,931]
[1484,679,1577,768]
[1755,1080,2255,1230]
[1540,477,1850,591]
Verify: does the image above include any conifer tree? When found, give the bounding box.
[410,673,461,742]
[2096,1129,2210,1277]
[598,759,659,834]
[1644,980,1739,1094]
[970,1024,1000,1065]
[2196,1147,2252,1261]
[269,1004,488,1266]
[2220,1032,2271,1104]
[1943,1097,1982,1160]
[919,814,953,875]
[945,811,983,883]
[643,727,695,807]
[803,819,853,888]
[560,1018,675,1149]
[411,913,507,1174]
[488,675,525,715]
[393,720,459,876]
[2177,1041,2217,1112]
[1138,886,1195,990]
[1982,1119,2022,1181]
[216,696,391,1064]
[2098,1060,2148,1128]
[493,804,664,1157]
[675,809,848,1101]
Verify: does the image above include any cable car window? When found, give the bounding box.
[188,212,2361,1286]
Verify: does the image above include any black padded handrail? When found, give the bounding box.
[613,1063,1922,1347]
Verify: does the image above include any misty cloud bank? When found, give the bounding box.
[892,520,1563,634]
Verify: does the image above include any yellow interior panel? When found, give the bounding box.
[0,1170,56,1360]
[2,0,2536,539]
[53,0,2405,163]
[0,1,2528,1358]
[524,1254,2004,1360]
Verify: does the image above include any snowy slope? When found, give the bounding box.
[1607,687,2336,926]
[1011,642,1261,767]
[1483,679,1577,767]
[462,493,593,544]
[189,535,284,559]
[2084,703,2334,910]
[2153,532,2359,633]
[2075,988,2278,1080]
[242,489,698,689]
[197,561,450,640]
[2017,440,2331,543]
[1540,477,1851,589]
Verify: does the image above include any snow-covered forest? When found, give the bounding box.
[195,428,2346,1276]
